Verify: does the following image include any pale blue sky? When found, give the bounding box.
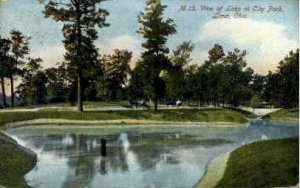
[0,0,299,74]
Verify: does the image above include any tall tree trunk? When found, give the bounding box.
[10,75,14,107]
[76,3,83,112]
[1,76,7,107]
[77,68,83,112]
[154,98,158,111]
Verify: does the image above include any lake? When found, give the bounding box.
[5,119,299,188]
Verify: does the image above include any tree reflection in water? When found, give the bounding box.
[5,121,298,188]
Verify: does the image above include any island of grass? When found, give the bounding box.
[0,133,37,188]
[215,138,299,188]
[0,108,248,128]
[264,109,299,121]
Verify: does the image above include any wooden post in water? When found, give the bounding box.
[101,139,107,156]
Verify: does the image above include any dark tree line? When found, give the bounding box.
[263,49,299,108]
[0,0,298,110]
[0,31,31,107]
[129,43,255,108]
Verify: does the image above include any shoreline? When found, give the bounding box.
[0,116,244,188]
[195,152,230,188]
[264,117,299,121]
[0,109,297,188]
[0,118,242,188]
[215,138,299,188]
[0,133,37,188]
[0,118,245,131]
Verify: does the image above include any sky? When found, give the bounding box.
[0,0,299,75]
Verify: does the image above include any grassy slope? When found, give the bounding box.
[196,152,230,188]
[264,109,299,121]
[216,138,299,188]
[4,101,129,109]
[0,109,247,127]
[0,133,37,188]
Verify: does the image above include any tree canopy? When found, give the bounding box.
[137,0,176,110]
[44,0,109,111]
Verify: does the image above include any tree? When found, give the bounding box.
[164,41,194,100]
[203,43,225,69]
[9,30,30,107]
[202,44,226,106]
[250,94,262,114]
[45,62,70,103]
[17,57,47,105]
[264,71,282,107]
[44,0,109,111]
[137,0,176,110]
[183,64,201,104]
[278,49,299,108]
[264,49,299,108]
[99,49,132,101]
[222,48,253,107]
[0,36,11,107]
[250,74,265,98]
[128,60,147,101]
[208,44,225,63]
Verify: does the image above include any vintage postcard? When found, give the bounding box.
[0,0,299,188]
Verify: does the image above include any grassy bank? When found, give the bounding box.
[0,109,247,127]
[3,101,129,109]
[0,133,37,188]
[195,152,230,188]
[216,138,299,188]
[264,109,299,121]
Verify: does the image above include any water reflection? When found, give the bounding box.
[5,119,299,188]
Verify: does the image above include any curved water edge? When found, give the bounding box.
[0,133,37,188]
[0,118,245,132]
[3,119,298,188]
[194,152,230,188]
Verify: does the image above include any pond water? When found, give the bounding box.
[5,119,299,188]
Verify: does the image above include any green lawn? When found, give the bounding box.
[216,138,299,188]
[3,101,129,109]
[0,109,247,127]
[0,133,37,188]
[264,109,299,121]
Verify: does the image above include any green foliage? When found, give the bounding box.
[164,41,194,100]
[0,2,297,111]
[0,36,11,107]
[0,109,247,127]
[264,109,299,121]
[180,45,254,107]
[216,138,299,188]
[16,57,47,105]
[0,133,37,188]
[45,62,70,103]
[7,31,31,107]
[128,60,146,100]
[263,49,299,108]
[250,74,265,98]
[250,94,262,108]
[99,49,132,101]
[44,0,109,111]
[137,0,176,110]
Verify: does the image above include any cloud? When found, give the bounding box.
[31,45,66,69]
[30,35,142,70]
[196,18,298,74]
[191,51,208,66]
[97,34,142,68]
